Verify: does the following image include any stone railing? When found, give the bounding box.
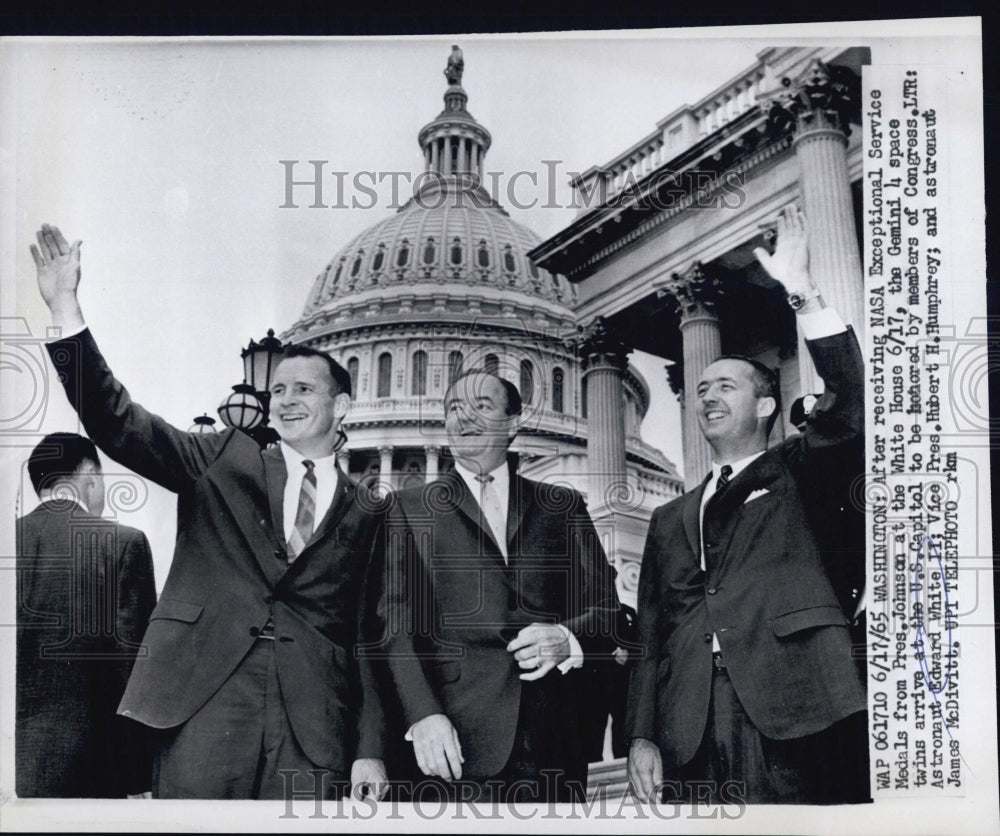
[570,57,772,210]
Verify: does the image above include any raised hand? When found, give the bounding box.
[753,205,813,294]
[30,224,85,332]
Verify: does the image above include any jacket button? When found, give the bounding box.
[249,626,261,637]
[703,633,712,643]
[707,587,718,595]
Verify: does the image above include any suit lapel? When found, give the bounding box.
[705,451,784,565]
[683,473,710,560]
[445,470,506,561]
[259,446,291,584]
[506,471,528,552]
[304,467,355,552]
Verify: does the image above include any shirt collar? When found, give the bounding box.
[453,458,509,493]
[38,490,90,513]
[279,441,339,475]
[711,449,766,484]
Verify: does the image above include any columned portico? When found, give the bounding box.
[660,263,724,489]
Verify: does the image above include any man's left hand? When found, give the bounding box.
[350,758,388,801]
[507,623,570,681]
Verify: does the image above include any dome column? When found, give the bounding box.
[424,445,440,483]
[378,445,394,495]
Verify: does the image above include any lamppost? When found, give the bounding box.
[194,329,285,449]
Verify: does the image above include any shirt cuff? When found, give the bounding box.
[797,307,846,341]
[556,624,584,673]
[45,322,88,343]
[404,725,414,742]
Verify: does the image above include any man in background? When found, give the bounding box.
[16,432,156,797]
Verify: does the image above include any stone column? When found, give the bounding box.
[378,445,394,495]
[768,59,864,393]
[659,263,724,490]
[577,317,630,513]
[431,139,439,173]
[443,139,452,176]
[424,445,440,483]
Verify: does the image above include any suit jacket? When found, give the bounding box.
[374,463,622,780]
[16,501,156,797]
[46,329,386,773]
[626,329,867,771]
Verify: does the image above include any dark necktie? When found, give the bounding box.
[287,459,316,561]
[715,464,733,494]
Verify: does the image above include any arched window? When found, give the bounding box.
[351,251,364,277]
[332,259,343,287]
[347,357,359,400]
[411,350,428,396]
[520,359,534,406]
[477,239,490,268]
[377,352,392,399]
[372,244,385,272]
[581,376,588,419]
[448,351,464,386]
[450,237,463,266]
[552,367,564,413]
[423,237,436,265]
[484,353,499,375]
[503,245,516,273]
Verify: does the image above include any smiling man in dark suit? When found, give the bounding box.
[626,207,868,805]
[16,432,156,798]
[375,369,622,802]
[30,224,386,800]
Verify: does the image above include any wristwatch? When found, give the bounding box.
[787,289,824,311]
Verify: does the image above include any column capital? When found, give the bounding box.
[765,59,860,141]
[378,445,394,457]
[665,362,685,400]
[658,261,724,322]
[572,316,630,372]
[423,445,441,457]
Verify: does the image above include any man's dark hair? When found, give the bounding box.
[714,354,781,436]
[278,345,352,397]
[27,432,102,496]
[445,369,523,417]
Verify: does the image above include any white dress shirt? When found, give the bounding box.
[280,442,339,545]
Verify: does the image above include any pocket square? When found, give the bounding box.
[744,488,770,503]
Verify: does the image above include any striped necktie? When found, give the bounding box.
[715,464,733,493]
[287,459,316,561]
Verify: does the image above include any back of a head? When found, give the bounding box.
[27,432,101,496]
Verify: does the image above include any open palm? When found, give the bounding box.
[30,224,81,306]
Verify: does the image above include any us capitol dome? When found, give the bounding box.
[280,49,682,602]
